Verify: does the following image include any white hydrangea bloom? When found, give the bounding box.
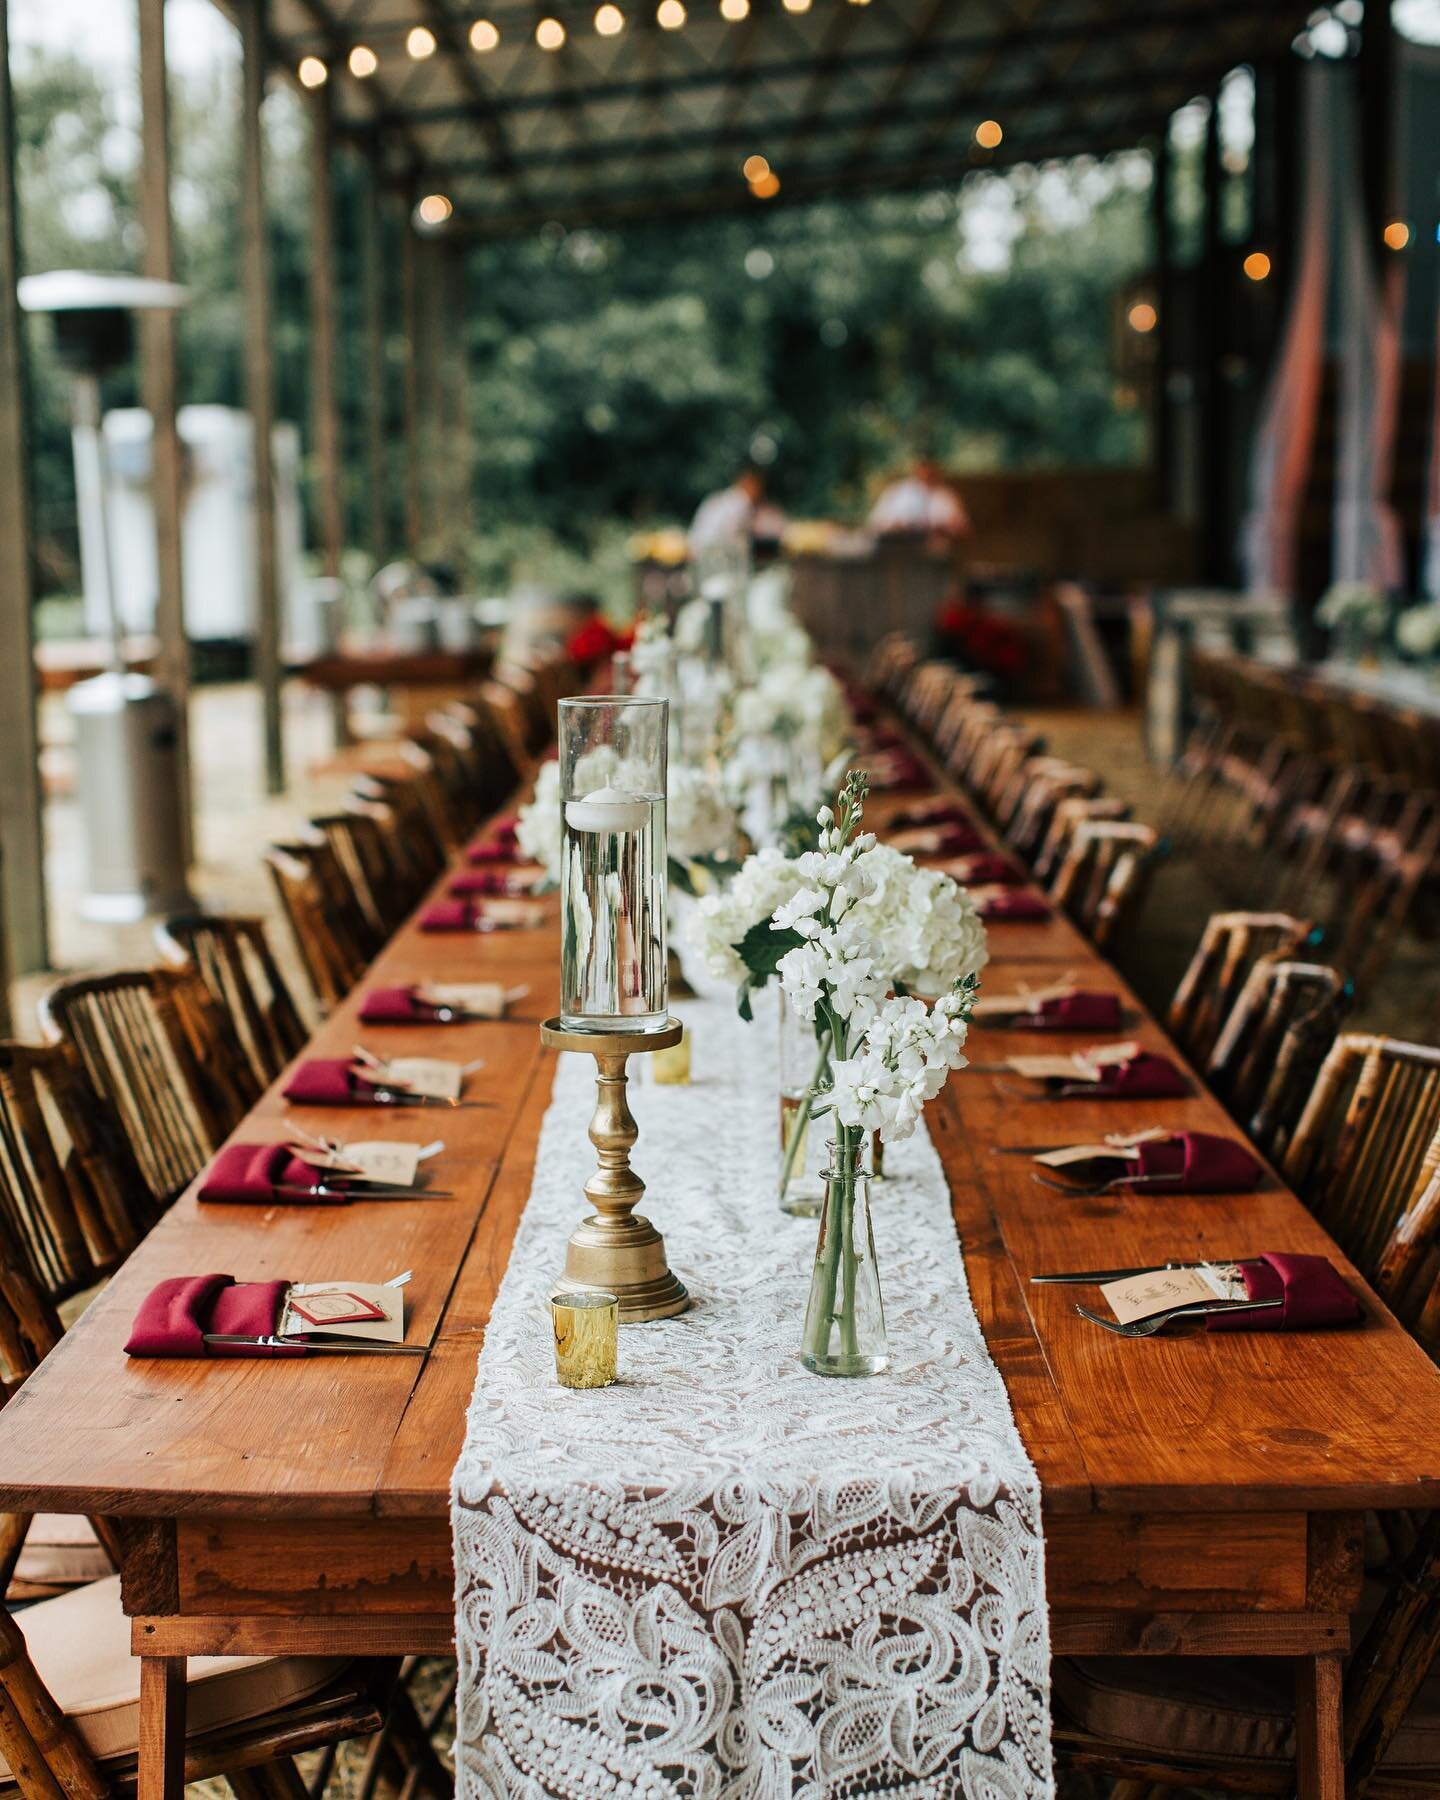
[667,764,739,864]
[515,760,562,881]
[683,846,807,984]
[846,843,990,994]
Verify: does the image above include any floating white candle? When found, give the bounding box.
[563,787,651,832]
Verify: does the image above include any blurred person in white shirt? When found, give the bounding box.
[868,457,970,546]
[689,466,787,557]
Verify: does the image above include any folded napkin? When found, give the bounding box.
[464,840,520,866]
[1207,1253,1362,1332]
[869,755,933,793]
[125,1274,300,1358]
[978,889,1051,922]
[283,1059,381,1107]
[360,985,452,1025]
[198,1142,353,1205]
[1119,1132,1263,1194]
[1019,992,1123,1032]
[888,801,978,832]
[950,852,1024,885]
[420,899,485,932]
[1077,1051,1189,1099]
[449,869,526,897]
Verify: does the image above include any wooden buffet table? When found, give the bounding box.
[1,737,1439,1800]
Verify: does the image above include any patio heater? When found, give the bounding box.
[18,270,193,922]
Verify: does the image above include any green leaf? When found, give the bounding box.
[736,982,754,1023]
[667,855,698,897]
[735,919,805,988]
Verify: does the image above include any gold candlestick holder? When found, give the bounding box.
[539,1016,690,1322]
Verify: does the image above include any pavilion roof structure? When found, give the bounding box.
[248,0,1312,236]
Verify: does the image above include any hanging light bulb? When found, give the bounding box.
[536,15,567,46]
[657,0,687,27]
[721,0,749,16]
[407,25,437,57]
[782,0,812,11]
[416,193,454,227]
[298,55,329,88]
[1243,250,1272,281]
[347,44,378,77]
[974,119,1003,149]
[742,154,770,182]
[750,170,780,199]
[470,18,501,50]
[596,3,626,33]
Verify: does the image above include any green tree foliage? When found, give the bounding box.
[12,36,1148,607]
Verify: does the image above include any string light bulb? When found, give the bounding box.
[1384,220,1411,250]
[1243,250,1271,281]
[974,119,1003,149]
[742,154,770,182]
[298,55,328,88]
[1127,300,1158,333]
[658,0,687,26]
[347,44,378,77]
[470,18,501,50]
[536,15,566,46]
[750,170,780,199]
[721,0,750,16]
[407,25,437,57]
[416,193,454,227]
[596,3,625,32]
[782,0,812,11]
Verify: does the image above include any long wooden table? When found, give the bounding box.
[2,737,1439,1800]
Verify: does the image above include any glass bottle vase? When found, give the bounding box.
[800,1129,888,1377]
[778,991,831,1217]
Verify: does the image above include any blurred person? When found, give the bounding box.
[868,457,970,545]
[689,465,787,556]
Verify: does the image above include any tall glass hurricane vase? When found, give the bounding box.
[559,696,670,1034]
[801,1127,888,1377]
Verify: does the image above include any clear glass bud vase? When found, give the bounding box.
[800,1130,888,1377]
[778,991,830,1217]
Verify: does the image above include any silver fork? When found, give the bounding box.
[1076,1297,1282,1336]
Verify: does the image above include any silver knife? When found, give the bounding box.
[1029,1260,1235,1285]
[203,1333,428,1354]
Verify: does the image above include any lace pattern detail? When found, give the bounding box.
[452,985,1052,1798]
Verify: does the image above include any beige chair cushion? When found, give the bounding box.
[1,1576,350,1774]
[13,1515,113,1589]
[1054,1654,1440,1772]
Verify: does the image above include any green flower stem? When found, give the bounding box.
[837,1121,861,1360]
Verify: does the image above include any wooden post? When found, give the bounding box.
[1198,95,1228,583]
[361,164,388,570]
[238,0,284,795]
[137,0,192,866]
[308,79,343,580]
[401,208,422,558]
[1153,132,1175,516]
[0,0,48,976]
[1360,0,1396,270]
[449,244,473,583]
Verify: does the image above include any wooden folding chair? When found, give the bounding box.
[156,914,309,1091]
[1285,1035,1440,1282]
[311,808,413,946]
[1032,795,1131,884]
[266,841,374,1015]
[1001,761,1101,861]
[444,698,526,814]
[1166,911,1316,1069]
[38,970,251,1214]
[1206,958,1351,1139]
[1048,820,1161,951]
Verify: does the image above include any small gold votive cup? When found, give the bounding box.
[651,1028,691,1085]
[550,1289,619,1389]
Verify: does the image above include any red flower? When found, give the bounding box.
[566,617,633,668]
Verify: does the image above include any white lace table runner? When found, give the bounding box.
[452,987,1052,1798]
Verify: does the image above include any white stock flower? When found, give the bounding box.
[829,990,973,1142]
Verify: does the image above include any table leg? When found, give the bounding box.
[1294,1651,1344,1800]
[137,1655,186,1800]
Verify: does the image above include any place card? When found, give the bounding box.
[973,980,1077,1018]
[1008,1041,1144,1082]
[1100,1262,1246,1325]
[277,1281,405,1344]
[419,981,518,1018]
[291,1141,430,1187]
[355,1057,465,1101]
[479,897,550,928]
[1034,1128,1171,1167]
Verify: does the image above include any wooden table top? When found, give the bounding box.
[2,757,1439,1528]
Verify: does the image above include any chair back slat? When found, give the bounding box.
[266,839,374,1012]
[1049,820,1160,950]
[1166,911,1315,1068]
[157,913,309,1090]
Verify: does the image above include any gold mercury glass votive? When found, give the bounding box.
[550,1289,619,1388]
[651,1027,691,1085]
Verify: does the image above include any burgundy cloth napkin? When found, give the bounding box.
[1120,1132,1263,1194]
[869,755,933,792]
[1018,992,1123,1031]
[420,899,483,932]
[359,985,451,1025]
[450,869,526,897]
[283,1059,382,1106]
[124,1274,300,1358]
[1067,1051,1189,1099]
[889,801,978,832]
[950,852,1024,885]
[198,1142,352,1205]
[1207,1253,1362,1332]
[464,840,520,866]
[978,889,1051,922]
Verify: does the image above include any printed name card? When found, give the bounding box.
[355,1057,465,1101]
[1099,1263,1246,1324]
[1008,1040,1144,1082]
[291,1141,431,1188]
[480,898,549,928]
[1034,1128,1172,1168]
[419,982,515,1019]
[972,980,1077,1019]
[277,1281,405,1344]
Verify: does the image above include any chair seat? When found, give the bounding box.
[1053,1653,1440,1773]
[0,1576,350,1773]
[12,1514,113,1592]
